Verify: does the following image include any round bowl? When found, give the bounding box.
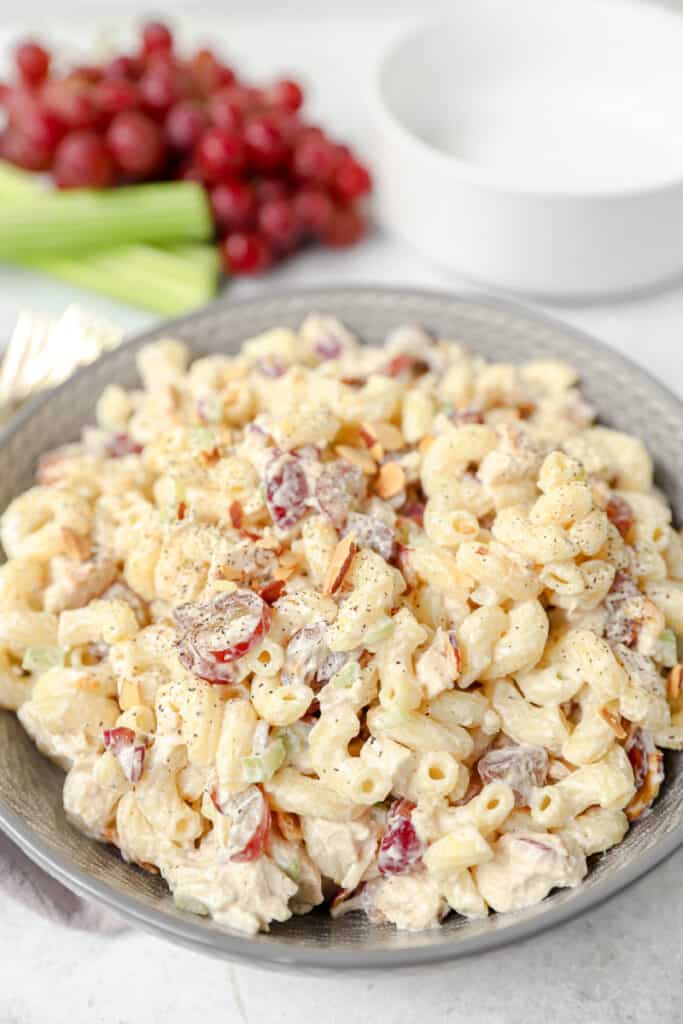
[1,287,683,969]
[371,0,683,298]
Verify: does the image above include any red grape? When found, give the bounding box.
[15,40,50,86]
[258,197,299,249]
[293,187,334,235]
[107,110,165,177]
[142,21,174,55]
[165,100,207,150]
[344,513,395,560]
[18,103,65,152]
[195,127,246,182]
[0,128,52,170]
[244,114,287,170]
[292,134,339,183]
[207,88,243,133]
[53,130,115,188]
[93,78,140,116]
[221,231,273,274]
[253,177,290,204]
[267,78,303,112]
[177,157,204,182]
[477,744,548,806]
[210,180,255,231]
[324,205,366,247]
[43,79,99,130]
[175,590,272,682]
[378,800,424,876]
[315,461,365,528]
[103,726,146,783]
[103,55,142,80]
[139,68,178,116]
[334,157,372,200]
[264,452,309,528]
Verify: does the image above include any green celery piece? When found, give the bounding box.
[0,181,213,258]
[0,162,220,313]
[20,243,219,316]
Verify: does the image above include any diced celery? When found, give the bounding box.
[275,722,308,759]
[22,645,67,673]
[241,738,287,783]
[191,426,216,453]
[656,628,679,668]
[331,661,360,688]
[283,858,301,882]
[364,614,394,651]
[173,893,209,916]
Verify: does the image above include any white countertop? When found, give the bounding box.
[2,8,683,1023]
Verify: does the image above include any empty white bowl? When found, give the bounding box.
[371,0,683,298]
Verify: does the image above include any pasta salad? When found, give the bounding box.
[1,315,682,935]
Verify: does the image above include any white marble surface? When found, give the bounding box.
[2,8,683,1023]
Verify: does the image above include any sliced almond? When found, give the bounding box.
[61,527,91,562]
[275,810,302,842]
[279,550,301,569]
[626,751,664,821]
[75,675,102,694]
[366,421,405,452]
[418,434,434,456]
[335,445,377,476]
[599,705,626,739]
[199,446,221,466]
[324,533,357,595]
[272,564,297,582]
[668,663,682,701]
[119,679,142,711]
[375,461,406,500]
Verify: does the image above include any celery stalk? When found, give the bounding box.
[0,181,213,258]
[0,162,220,314]
[19,243,219,316]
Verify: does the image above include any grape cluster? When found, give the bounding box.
[0,23,371,274]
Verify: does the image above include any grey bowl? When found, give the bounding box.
[1,287,682,970]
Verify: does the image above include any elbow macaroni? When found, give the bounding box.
[2,315,679,936]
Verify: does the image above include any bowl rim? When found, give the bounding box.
[372,2,683,202]
[1,283,683,969]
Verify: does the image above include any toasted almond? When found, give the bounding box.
[369,441,384,462]
[279,550,301,569]
[358,424,377,448]
[375,461,406,499]
[272,564,297,582]
[75,675,101,694]
[626,751,665,821]
[275,810,302,842]
[61,527,91,562]
[140,861,160,875]
[335,445,377,476]
[668,664,682,701]
[335,423,364,447]
[599,705,626,739]
[199,446,221,465]
[324,533,358,595]
[367,421,405,452]
[418,434,434,456]
[119,679,142,711]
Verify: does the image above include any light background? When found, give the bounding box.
[1,4,683,1023]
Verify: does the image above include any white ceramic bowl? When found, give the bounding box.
[371,0,683,298]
